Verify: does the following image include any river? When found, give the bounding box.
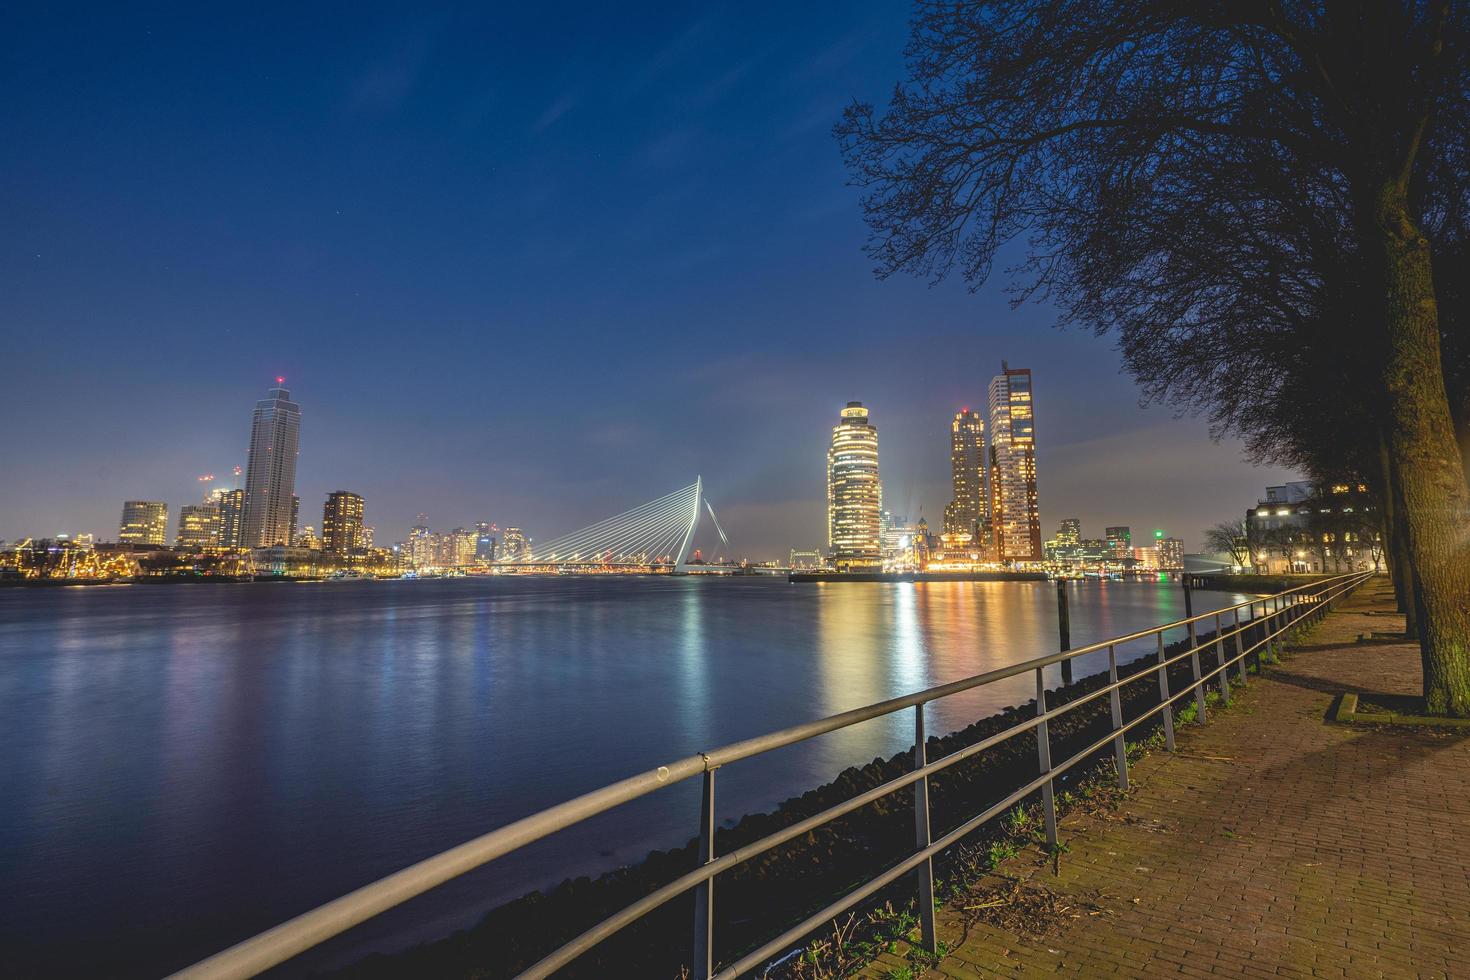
[0,576,1249,977]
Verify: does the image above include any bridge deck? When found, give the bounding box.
[864,579,1470,978]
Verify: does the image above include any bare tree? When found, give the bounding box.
[839,0,1470,715]
[1204,521,1250,569]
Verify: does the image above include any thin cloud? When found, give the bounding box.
[532,92,580,134]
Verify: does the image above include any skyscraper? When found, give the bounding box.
[175,503,220,550]
[475,522,498,562]
[216,488,245,549]
[827,401,882,567]
[988,365,1041,562]
[1057,519,1082,547]
[1105,526,1132,559]
[322,491,365,555]
[501,526,527,560]
[943,408,986,543]
[119,501,168,546]
[240,382,301,548]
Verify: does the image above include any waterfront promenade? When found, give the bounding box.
[866,579,1470,978]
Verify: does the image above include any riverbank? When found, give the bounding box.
[860,577,1465,979]
[1185,572,1333,593]
[331,616,1259,979]
[789,570,1047,583]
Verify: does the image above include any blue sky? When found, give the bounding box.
[1,2,1294,555]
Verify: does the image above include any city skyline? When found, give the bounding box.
[3,4,1300,557]
[8,374,1288,558]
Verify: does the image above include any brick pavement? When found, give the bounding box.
[862,579,1470,979]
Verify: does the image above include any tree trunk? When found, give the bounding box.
[1372,185,1470,716]
[1377,431,1418,638]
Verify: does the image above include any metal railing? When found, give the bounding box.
[171,570,1372,980]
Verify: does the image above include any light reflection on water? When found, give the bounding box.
[0,576,1247,977]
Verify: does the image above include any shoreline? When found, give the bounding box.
[788,570,1048,583]
[329,619,1245,979]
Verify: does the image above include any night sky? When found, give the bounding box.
[2,3,1294,556]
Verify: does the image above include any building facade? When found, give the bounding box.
[240,383,302,548]
[119,501,168,546]
[216,488,245,550]
[322,491,365,555]
[1105,526,1132,560]
[1245,481,1379,574]
[500,526,527,560]
[827,402,882,568]
[475,522,498,562]
[943,408,987,546]
[175,503,220,550]
[987,366,1041,562]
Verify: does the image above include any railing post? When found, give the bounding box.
[1156,632,1176,751]
[1057,579,1073,686]
[1215,613,1230,705]
[1035,668,1058,848]
[692,767,716,978]
[1188,619,1207,724]
[912,704,937,952]
[1107,644,1128,790]
[1233,608,1246,684]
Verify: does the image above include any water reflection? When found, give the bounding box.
[0,577,1251,978]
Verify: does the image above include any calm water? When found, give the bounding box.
[0,576,1247,977]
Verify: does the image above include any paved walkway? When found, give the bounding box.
[865,579,1470,979]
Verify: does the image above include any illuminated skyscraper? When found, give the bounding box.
[827,402,882,567]
[1105,526,1132,559]
[501,526,527,560]
[1057,519,1082,547]
[119,501,168,546]
[988,366,1041,562]
[407,521,434,568]
[475,522,498,562]
[943,408,986,543]
[175,503,220,550]
[216,489,245,549]
[322,491,365,554]
[240,382,301,548]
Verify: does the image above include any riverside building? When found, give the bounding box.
[175,503,220,550]
[322,491,365,555]
[216,488,245,550]
[119,501,168,546]
[943,408,987,548]
[827,401,882,569]
[987,366,1041,563]
[240,382,301,549]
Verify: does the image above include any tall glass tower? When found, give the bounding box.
[827,402,882,567]
[240,381,301,549]
[988,365,1041,562]
[943,408,986,543]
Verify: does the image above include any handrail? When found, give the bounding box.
[170,570,1371,980]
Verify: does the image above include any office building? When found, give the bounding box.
[475,522,498,562]
[406,522,435,568]
[175,503,220,550]
[216,489,245,550]
[1159,536,1185,570]
[943,408,987,544]
[119,501,168,546]
[1106,526,1132,559]
[322,491,365,555]
[446,528,478,566]
[240,382,301,548]
[987,366,1041,562]
[1056,519,1081,548]
[827,402,882,567]
[501,526,527,560]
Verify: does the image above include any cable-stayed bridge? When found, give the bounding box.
[495,477,738,573]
